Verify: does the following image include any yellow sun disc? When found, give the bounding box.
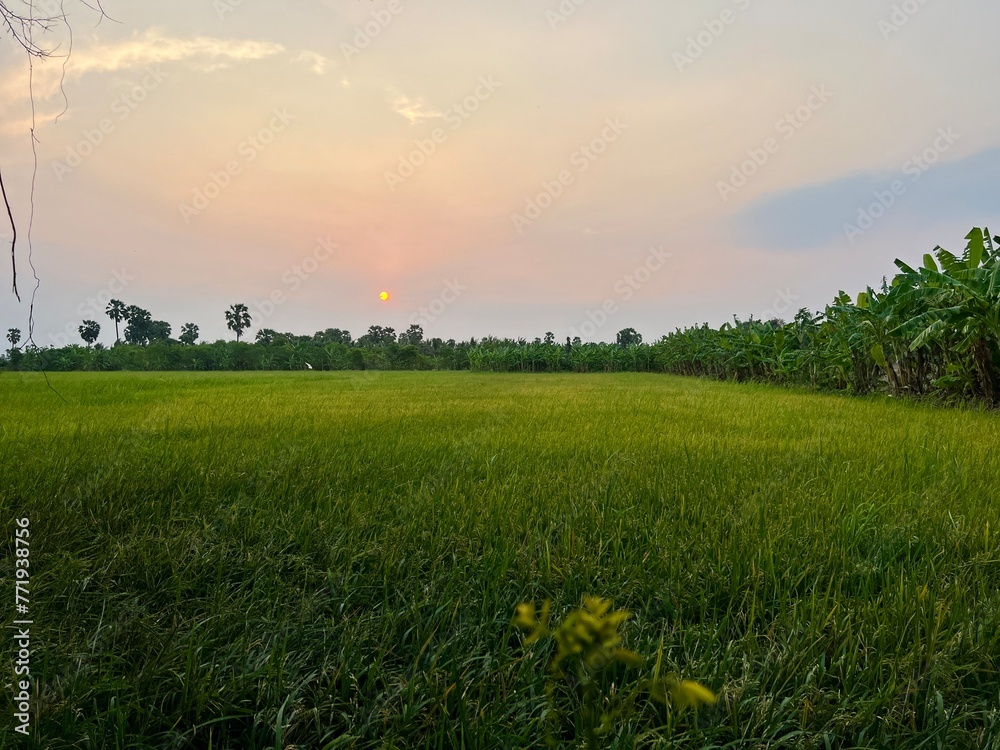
[379,291,390,301]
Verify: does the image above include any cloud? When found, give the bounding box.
[728,147,1000,251]
[388,91,442,125]
[296,51,330,75]
[0,109,67,137]
[1,29,285,103]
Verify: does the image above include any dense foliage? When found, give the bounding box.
[1,335,473,373]
[4,227,998,406]
[648,227,1000,406]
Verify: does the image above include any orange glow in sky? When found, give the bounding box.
[0,2,995,344]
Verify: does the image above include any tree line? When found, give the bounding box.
[3,301,643,373]
[3,227,998,407]
[472,227,1000,406]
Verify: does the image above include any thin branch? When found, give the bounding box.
[3,0,112,303]
[1,0,115,59]
[26,2,40,345]
[0,3,57,57]
[54,0,72,122]
[0,164,17,301]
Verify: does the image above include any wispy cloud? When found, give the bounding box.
[388,91,442,125]
[1,29,285,103]
[0,109,67,137]
[296,51,330,75]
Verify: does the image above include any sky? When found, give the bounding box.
[1,0,998,347]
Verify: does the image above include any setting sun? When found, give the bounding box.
[379,291,390,301]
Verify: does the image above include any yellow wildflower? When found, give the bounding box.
[512,598,551,644]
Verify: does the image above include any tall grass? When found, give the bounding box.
[2,371,999,748]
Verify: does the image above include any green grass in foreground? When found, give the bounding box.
[2,371,1000,749]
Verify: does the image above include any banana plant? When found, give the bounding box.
[891,228,1000,403]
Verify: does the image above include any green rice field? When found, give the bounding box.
[2,371,1000,748]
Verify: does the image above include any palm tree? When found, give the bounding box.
[401,324,424,346]
[106,299,127,344]
[78,320,100,347]
[179,323,199,346]
[6,327,20,351]
[225,303,252,342]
